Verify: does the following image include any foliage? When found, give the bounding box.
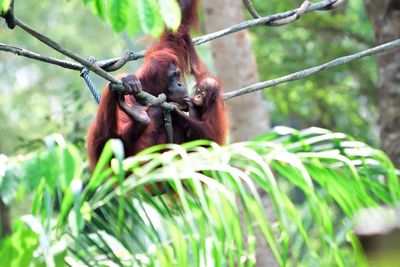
[0,0,380,153]
[1,127,398,266]
[249,0,378,145]
[82,0,182,37]
[0,0,12,13]
[0,0,395,265]
[0,217,40,267]
[0,0,146,155]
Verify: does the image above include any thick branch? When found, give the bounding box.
[223,39,400,100]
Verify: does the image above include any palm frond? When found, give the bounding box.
[3,127,398,266]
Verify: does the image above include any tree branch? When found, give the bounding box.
[2,38,400,105]
[223,39,400,100]
[132,0,346,60]
[13,18,120,85]
[2,0,396,104]
[0,43,81,70]
[10,18,178,112]
[0,43,141,72]
[1,0,346,72]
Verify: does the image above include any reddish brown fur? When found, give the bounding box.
[174,77,228,145]
[87,0,228,170]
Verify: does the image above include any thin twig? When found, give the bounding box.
[268,1,310,26]
[242,0,262,19]
[242,0,311,26]
[193,0,340,46]
[0,43,81,70]
[223,39,400,100]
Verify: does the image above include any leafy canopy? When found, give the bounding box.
[83,0,182,37]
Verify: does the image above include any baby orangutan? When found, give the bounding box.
[172,77,227,144]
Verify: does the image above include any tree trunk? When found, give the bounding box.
[200,1,275,266]
[200,0,270,142]
[364,0,400,167]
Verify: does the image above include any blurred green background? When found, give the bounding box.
[0,0,377,155]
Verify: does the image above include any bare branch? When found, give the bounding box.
[10,18,177,112]
[321,0,347,10]
[13,18,120,85]
[0,43,81,70]
[0,43,141,72]
[79,0,349,67]
[243,0,311,26]
[268,1,310,26]
[101,50,131,72]
[0,0,389,105]
[2,37,400,106]
[242,0,262,19]
[193,0,342,46]
[0,0,350,72]
[223,39,400,100]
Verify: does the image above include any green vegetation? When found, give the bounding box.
[84,0,182,36]
[250,0,378,145]
[2,128,398,266]
[0,0,397,266]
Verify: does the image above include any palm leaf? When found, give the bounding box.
[61,127,399,266]
[3,127,398,266]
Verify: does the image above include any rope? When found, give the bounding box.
[80,68,101,104]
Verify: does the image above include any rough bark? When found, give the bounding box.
[200,0,270,143]
[364,0,400,167]
[200,1,275,266]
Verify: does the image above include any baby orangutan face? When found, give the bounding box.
[190,77,219,110]
[192,87,207,107]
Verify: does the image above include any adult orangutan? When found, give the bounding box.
[87,0,228,169]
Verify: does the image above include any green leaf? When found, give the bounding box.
[126,0,141,36]
[108,0,129,32]
[158,0,181,31]
[2,0,11,11]
[137,0,164,37]
[86,139,124,192]
[94,0,106,20]
[0,218,39,267]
